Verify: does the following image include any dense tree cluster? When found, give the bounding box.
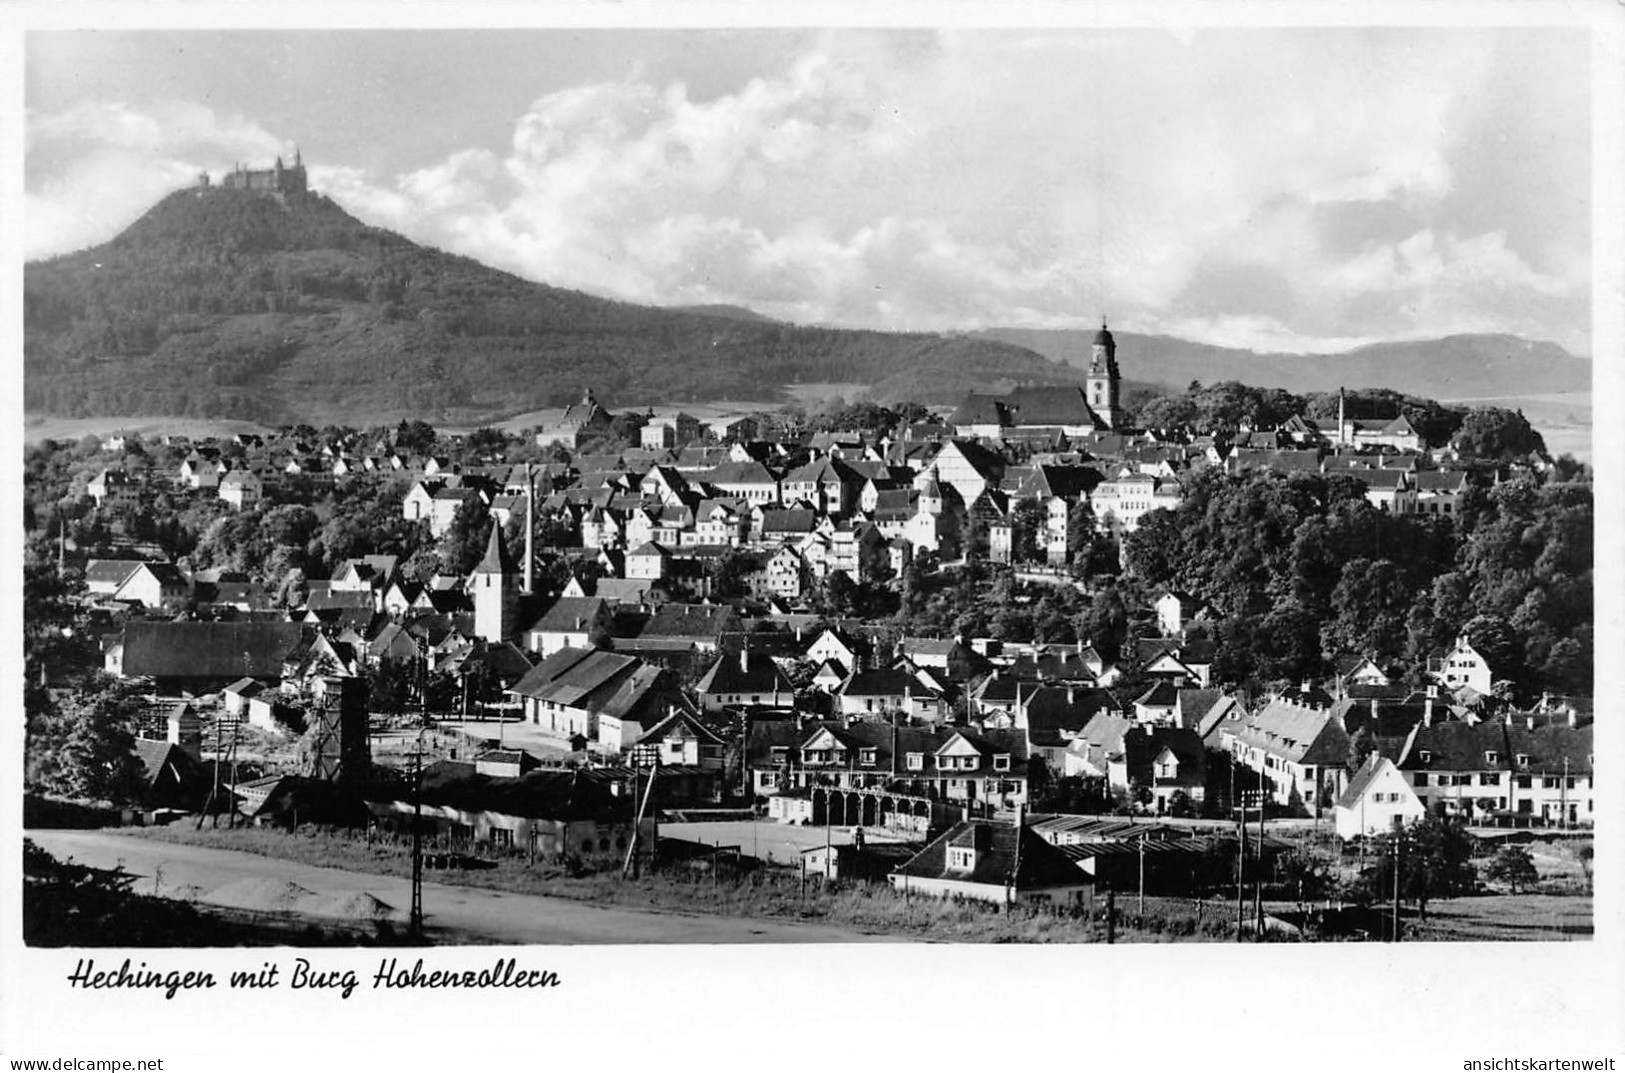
[1122,464,1590,697]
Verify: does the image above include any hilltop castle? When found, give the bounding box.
[197,150,308,196]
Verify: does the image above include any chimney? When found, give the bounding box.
[1423,697,1434,727]
[168,705,201,761]
[1567,706,1577,728]
[524,463,535,594]
[1426,683,1438,700]
[1526,715,1535,731]
[740,647,750,672]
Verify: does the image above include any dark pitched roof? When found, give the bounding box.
[371,768,626,822]
[695,651,791,695]
[1022,686,1120,745]
[640,603,741,642]
[119,622,306,679]
[891,821,1085,890]
[473,524,519,576]
[525,596,611,635]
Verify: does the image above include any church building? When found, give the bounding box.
[949,322,1125,439]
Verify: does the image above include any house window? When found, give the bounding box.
[860,748,877,766]
[906,753,923,771]
[1481,774,1500,786]
[993,754,1011,772]
[761,772,779,788]
[491,828,513,849]
[948,848,975,871]
[1412,773,1428,787]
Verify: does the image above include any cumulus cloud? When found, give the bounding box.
[25,100,287,258]
[24,30,1591,355]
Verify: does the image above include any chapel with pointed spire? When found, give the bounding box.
[472,522,520,644]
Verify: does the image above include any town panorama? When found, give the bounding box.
[21,156,1594,949]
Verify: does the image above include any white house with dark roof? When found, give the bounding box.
[694,649,794,712]
[218,469,264,510]
[111,562,190,609]
[1427,635,1493,695]
[1333,754,1427,839]
[84,558,147,597]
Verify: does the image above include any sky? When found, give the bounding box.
[23,25,1596,356]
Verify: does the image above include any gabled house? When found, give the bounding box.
[522,596,613,657]
[835,667,945,724]
[1155,590,1210,637]
[506,646,677,751]
[694,649,795,711]
[633,709,726,770]
[1114,725,1206,815]
[804,627,863,670]
[1017,684,1122,770]
[1334,753,1427,839]
[88,468,140,508]
[1225,698,1351,813]
[217,470,263,510]
[110,562,191,609]
[84,558,147,597]
[888,819,1091,907]
[1428,635,1494,695]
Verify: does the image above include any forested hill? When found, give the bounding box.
[23,186,1079,425]
[977,328,1591,400]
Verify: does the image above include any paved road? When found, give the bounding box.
[28,830,894,945]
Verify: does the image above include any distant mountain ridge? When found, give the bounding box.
[22,186,1078,426]
[23,182,1586,427]
[975,328,1590,401]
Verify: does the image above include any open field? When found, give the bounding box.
[22,413,276,446]
[1402,893,1593,942]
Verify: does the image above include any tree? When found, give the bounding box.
[26,677,148,805]
[1346,726,1377,773]
[1276,849,1334,911]
[1360,814,1477,919]
[366,659,415,718]
[1065,500,1097,575]
[438,497,494,577]
[1451,408,1547,461]
[394,419,437,455]
[1011,499,1047,564]
[707,548,755,600]
[1484,845,1539,894]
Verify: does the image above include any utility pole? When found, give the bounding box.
[198,715,224,830]
[1235,792,1246,941]
[1391,830,1402,943]
[1138,832,1147,916]
[1560,757,1569,830]
[1254,790,1265,941]
[410,732,425,941]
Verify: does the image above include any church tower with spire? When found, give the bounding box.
[472,522,520,644]
[1084,320,1124,429]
